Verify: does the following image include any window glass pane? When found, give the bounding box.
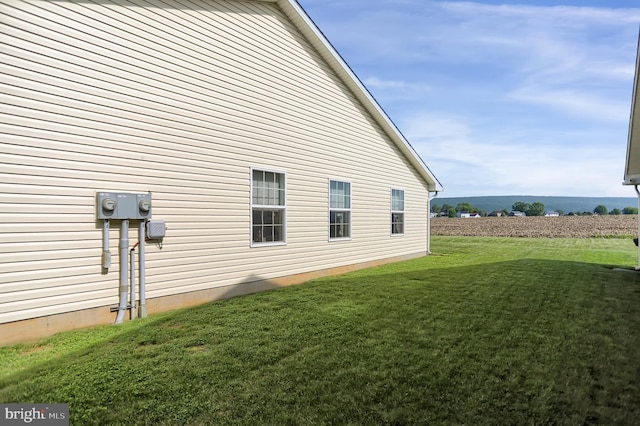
[252,170,286,244]
[253,226,263,243]
[264,226,274,242]
[273,210,282,224]
[253,210,262,224]
[253,170,262,187]
[329,210,350,238]
[329,183,336,208]
[273,225,283,242]
[344,184,351,209]
[257,187,264,205]
[265,171,274,186]
[268,188,275,206]
[391,212,404,234]
[343,183,350,209]
[253,170,262,204]
[252,208,285,243]
[330,180,351,209]
[329,180,351,239]
[253,170,285,206]
[392,189,404,211]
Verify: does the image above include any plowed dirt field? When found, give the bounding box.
[431,215,638,238]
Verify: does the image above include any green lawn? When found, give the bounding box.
[2,237,640,425]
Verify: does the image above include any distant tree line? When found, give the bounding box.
[430,202,486,218]
[568,205,638,216]
[511,201,545,216]
[431,201,639,217]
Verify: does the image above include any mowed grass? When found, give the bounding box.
[2,237,640,425]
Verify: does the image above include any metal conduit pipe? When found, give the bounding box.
[130,243,137,320]
[115,219,129,324]
[139,221,147,318]
[633,185,640,271]
[102,219,111,269]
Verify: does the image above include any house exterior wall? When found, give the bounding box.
[624,29,640,185]
[0,0,434,341]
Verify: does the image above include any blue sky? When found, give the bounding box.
[297,0,640,197]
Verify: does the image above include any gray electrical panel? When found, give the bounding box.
[96,192,152,220]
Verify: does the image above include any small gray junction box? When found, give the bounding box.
[146,220,166,240]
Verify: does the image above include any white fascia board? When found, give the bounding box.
[625,29,640,186]
[276,0,444,192]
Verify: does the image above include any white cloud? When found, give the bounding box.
[507,87,631,123]
[401,111,630,197]
[361,76,431,92]
[300,0,640,196]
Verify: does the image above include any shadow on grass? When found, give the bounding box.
[2,258,640,425]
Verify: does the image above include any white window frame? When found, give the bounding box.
[328,179,352,241]
[251,167,287,247]
[391,188,405,236]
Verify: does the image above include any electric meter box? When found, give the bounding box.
[96,192,152,220]
[97,192,119,219]
[135,193,152,220]
[146,220,166,240]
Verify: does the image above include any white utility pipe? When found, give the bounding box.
[102,219,111,270]
[130,245,136,320]
[636,185,640,270]
[139,221,147,318]
[115,220,129,324]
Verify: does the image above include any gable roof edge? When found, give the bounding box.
[276,0,443,192]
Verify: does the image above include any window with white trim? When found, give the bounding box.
[391,189,405,235]
[329,180,351,240]
[251,169,286,245]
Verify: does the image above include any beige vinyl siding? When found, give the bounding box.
[0,0,430,324]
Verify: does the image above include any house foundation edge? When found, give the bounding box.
[1,251,426,345]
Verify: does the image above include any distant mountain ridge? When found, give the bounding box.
[432,196,638,214]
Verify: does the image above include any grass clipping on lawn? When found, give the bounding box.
[1,237,640,424]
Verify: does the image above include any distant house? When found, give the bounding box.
[488,211,503,217]
[545,211,560,217]
[458,212,482,218]
[509,211,526,217]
